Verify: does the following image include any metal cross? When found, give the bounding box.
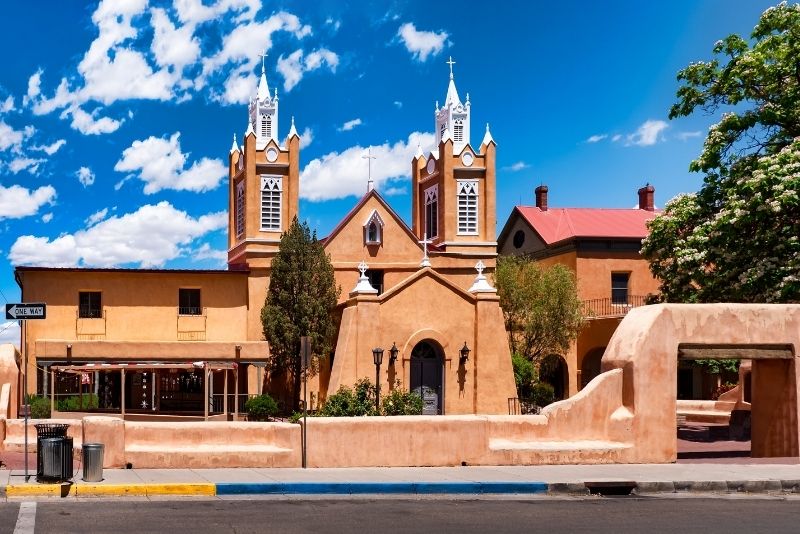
[446,56,456,78]
[419,233,432,267]
[358,260,369,277]
[362,147,377,192]
[475,260,485,276]
[260,50,268,73]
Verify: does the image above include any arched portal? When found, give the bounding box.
[410,340,444,415]
[540,354,568,401]
[581,347,606,389]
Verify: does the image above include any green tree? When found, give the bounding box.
[261,217,340,411]
[494,256,584,365]
[643,3,800,303]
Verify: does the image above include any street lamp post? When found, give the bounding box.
[372,347,384,413]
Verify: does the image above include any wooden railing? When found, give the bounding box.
[582,295,648,319]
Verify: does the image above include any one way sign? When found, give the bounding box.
[5,303,47,320]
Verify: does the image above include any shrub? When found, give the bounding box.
[530,382,555,407]
[511,353,536,399]
[28,396,51,419]
[56,394,98,412]
[245,394,279,421]
[381,383,423,416]
[319,378,377,417]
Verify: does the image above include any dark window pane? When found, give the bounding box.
[366,269,384,296]
[611,273,630,304]
[179,288,202,315]
[78,292,102,318]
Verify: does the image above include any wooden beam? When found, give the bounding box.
[678,344,795,361]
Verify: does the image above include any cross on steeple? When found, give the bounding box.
[419,233,432,268]
[362,147,377,192]
[260,50,268,74]
[446,56,456,79]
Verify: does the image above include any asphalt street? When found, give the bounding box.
[3,497,800,534]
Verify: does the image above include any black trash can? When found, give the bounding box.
[34,423,71,483]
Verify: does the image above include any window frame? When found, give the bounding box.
[456,180,479,235]
[611,272,631,305]
[178,288,202,316]
[260,174,282,231]
[78,291,102,319]
[424,185,439,239]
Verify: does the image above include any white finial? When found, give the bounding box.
[351,260,378,295]
[362,147,377,192]
[435,100,439,113]
[419,233,432,268]
[447,56,456,79]
[260,49,268,75]
[415,142,423,159]
[274,87,278,101]
[482,122,495,146]
[230,133,238,153]
[288,116,298,138]
[466,92,470,103]
[469,260,496,293]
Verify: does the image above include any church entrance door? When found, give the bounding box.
[410,341,444,415]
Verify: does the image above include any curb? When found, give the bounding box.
[5,482,216,498]
[215,481,550,495]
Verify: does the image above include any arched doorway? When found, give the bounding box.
[540,354,568,401]
[410,340,444,415]
[581,347,605,389]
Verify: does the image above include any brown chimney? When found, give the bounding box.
[638,183,655,211]
[535,185,549,211]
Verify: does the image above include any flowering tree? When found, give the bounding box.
[642,3,800,303]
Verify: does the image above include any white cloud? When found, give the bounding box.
[150,7,201,71]
[299,127,313,149]
[324,17,341,32]
[85,208,108,226]
[0,120,29,151]
[32,139,66,155]
[339,118,362,132]
[114,132,227,194]
[65,106,123,135]
[8,201,227,268]
[23,69,42,107]
[677,130,702,141]
[586,134,608,143]
[611,134,622,142]
[41,212,53,223]
[0,96,14,113]
[193,242,227,263]
[0,184,56,220]
[626,119,669,147]
[76,166,96,187]
[276,48,338,91]
[8,157,45,174]
[0,321,20,349]
[393,101,403,109]
[175,0,260,26]
[397,23,448,62]
[502,161,529,172]
[300,131,435,201]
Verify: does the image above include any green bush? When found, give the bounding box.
[245,394,279,421]
[512,353,536,399]
[381,383,423,416]
[319,378,377,417]
[530,382,555,407]
[56,394,99,412]
[28,396,51,419]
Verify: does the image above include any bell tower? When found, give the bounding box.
[227,55,300,269]
[411,57,497,259]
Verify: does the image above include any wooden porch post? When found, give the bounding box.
[234,365,239,419]
[223,369,229,419]
[121,369,126,418]
[204,365,209,421]
[50,367,55,415]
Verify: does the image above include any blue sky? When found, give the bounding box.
[0,0,780,343]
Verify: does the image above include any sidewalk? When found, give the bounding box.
[4,463,800,499]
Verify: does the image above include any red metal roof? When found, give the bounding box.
[516,206,659,246]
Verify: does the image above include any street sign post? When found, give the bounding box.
[7,303,47,481]
[5,303,46,320]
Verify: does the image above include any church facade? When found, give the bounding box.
[15,60,516,416]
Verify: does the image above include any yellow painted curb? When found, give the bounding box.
[6,484,75,497]
[74,483,215,497]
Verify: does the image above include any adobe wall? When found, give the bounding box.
[603,303,800,462]
[0,344,19,420]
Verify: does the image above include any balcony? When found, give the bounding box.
[582,295,648,320]
[76,308,106,340]
[177,307,207,341]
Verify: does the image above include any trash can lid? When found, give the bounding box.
[83,443,104,449]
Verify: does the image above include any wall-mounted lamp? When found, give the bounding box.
[459,342,470,365]
[372,347,384,412]
[389,342,399,365]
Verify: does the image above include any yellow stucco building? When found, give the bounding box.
[15,60,516,417]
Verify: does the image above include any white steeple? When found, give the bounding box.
[287,116,298,140]
[482,123,495,146]
[230,133,238,153]
[248,50,279,150]
[435,56,471,153]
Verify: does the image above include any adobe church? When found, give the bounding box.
[14,59,516,416]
